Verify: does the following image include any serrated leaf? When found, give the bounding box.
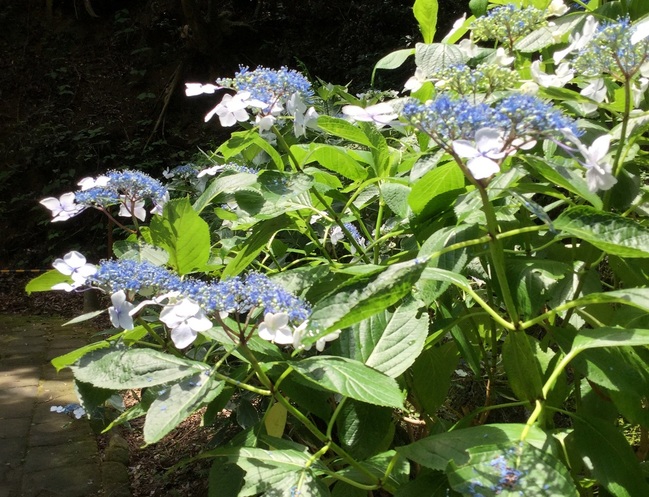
[448,442,578,496]
[310,144,368,181]
[193,172,259,214]
[149,197,211,275]
[144,373,223,444]
[336,401,394,460]
[411,341,458,416]
[382,182,411,219]
[415,43,464,78]
[51,340,111,372]
[307,259,426,336]
[25,270,70,294]
[290,356,405,408]
[396,424,549,470]
[515,13,584,52]
[316,116,373,147]
[372,48,415,85]
[572,414,649,497]
[71,347,205,389]
[502,332,544,403]
[555,206,649,258]
[408,162,465,216]
[413,0,439,43]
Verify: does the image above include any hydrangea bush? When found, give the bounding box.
[28,0,649,495]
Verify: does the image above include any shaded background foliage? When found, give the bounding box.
[0,0,466,268]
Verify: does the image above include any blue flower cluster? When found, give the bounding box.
[75,170,168,208]
[573,17,649,79]
[343,223,366,247]
[402,93,579,147]
[437,63,518,95]
[90,259,311,323]
[217,66,314,109]
[164,164,200,179]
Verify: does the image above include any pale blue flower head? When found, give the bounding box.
[573,17,649,80]
[217,66,314,111]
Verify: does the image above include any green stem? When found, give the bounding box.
[604,77,632,209]
[374,194,385,264]
[327,397,347,440]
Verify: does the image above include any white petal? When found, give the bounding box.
[272,326,295,345]
[452,140,480,159]
[589,135,611,162]
[265,312,289,330]
[467,156,501,180]
[258,323,275,342]
[170,323,198,349]
[187,314,213,332]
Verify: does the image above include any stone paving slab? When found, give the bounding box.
[0,313,125,497]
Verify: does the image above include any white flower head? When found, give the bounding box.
[342,102,397,126]
[51,251,96,291]
[77,175,110,191]
[530,60,574,88]
[160,298,212,349]
[255,114,276,132]
[197,165,225,178]
[108,290,135,330]
[458,38,479,59]
[40,192,85,222]
[404,68,428,93]
[292,322,341,352]
[563,131,617,192]
[118,196,146,222]
[633,77,649,107]
[631,17,649,45]
[452,128,507,180]
[185,83,220,96]
[494,47,515,67]
[150,191,169,217]
[204,91,266,127]
[547,0,569,17]
[258,312,294,345]
[553,16,599,64]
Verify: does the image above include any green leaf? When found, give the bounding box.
[112,240,169,266]
[310,144,368,181]
[408,162,465,216]
[415,43,464,78]
[290,356,405,408]
[396,424,549,471]
[316,116,373,147]
[502,332,544,403]
[62,309,106,326]
[307,259,426,335]
[572,414,649,497]
[382,182,411,219]
[411,341,458,416]
[448,442,578,496]
[514,13,585,52]
[341,298,428,378]
[204,447,328,497]
[395,469,459,497]
[469,0,488,17]
[568,327,649,354]
[149,197,211,275]
[71,347,205,389]
[208,462,245,497]
[507,258,568,318]
[51,341,111,372]
[413,0,439,43]
[372,48,415,85]
[555,206,649,258]
[25,270,70,294]
[522,156,602,209]
[144,373,223,444]
[336,401,394,459]
[335,450,409,489]
[192,172,259,214]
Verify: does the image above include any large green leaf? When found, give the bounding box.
[316,116,373,147]
[149,197,211,275]
[411,341,458,416]
[144,373,223,444]
[522,157,602,208]
[307,259,425,336]
[413,0,439,43]
[396,424,549,471]
[408,162,465,216]
[415,43,464,78]
[25,270,70,294]
[514,13,585,52]
[192,172,258,214]
[567,327,649,354]
[309,144,368,181]
[572,414,649,497]
[334,450,409,489]
[372,48,415,85]
[221,215,293,278]
[507,258,568,318]
[71,347,205,389]
[205,447,328,497]
[448,442,578,496]
[554,206,649,258]
[290,356,405,408]
[502,332,544,403]
[336,401,394,460]
[340,298,428,378]
[51,340,111,372]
